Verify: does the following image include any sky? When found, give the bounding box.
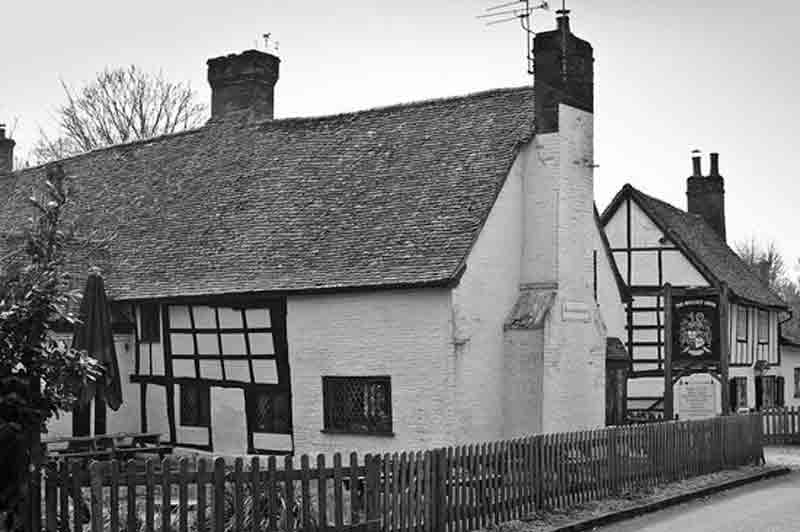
[2,0,799,274]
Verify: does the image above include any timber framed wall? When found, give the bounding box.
[130,297,293,455]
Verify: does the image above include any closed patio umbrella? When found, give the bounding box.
[71,269,122,436]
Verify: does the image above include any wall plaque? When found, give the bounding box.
[676,373,717,420]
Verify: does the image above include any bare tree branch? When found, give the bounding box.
[32,66,207,164]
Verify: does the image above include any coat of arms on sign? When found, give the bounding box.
[679,311,712,357]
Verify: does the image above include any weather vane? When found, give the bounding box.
[477,0,551,76]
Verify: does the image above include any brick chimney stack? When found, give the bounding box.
[687,152,726,241]
[207,50,280,122]
[533,10,594,133]
[0,124,15,173]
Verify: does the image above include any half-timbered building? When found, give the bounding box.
[600,154,790,418]
[1,13,628,456]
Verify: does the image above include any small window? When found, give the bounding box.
[757,310,769,344]
[180,384,210,427]
[777,376,785,407]
[736,307,748,342]
[730,377,748,410]
[247,389,292,434]
[794,368,800,398]
[140,303,161,343]
[761,376,777,409]
[323,376,392,435]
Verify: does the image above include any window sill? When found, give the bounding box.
[321,429,395,437]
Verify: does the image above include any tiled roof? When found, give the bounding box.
[0,87,535,300]
[611,185,786,309]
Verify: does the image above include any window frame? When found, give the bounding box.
[165,303,285,384]
[757,309,770,345]
[322,376,393,436]
[179,383,211,428]
[140,303,161,343]
[736,306,748,343]
[731,376,748,410]
[245,388,293,435]
[794,368,800,398]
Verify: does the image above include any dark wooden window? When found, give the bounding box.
[246,389,292,434]
[322,376,392,435]
[140,303,161,343]
[794,368,800,398]
[757,310,769,344]
[730,376,748,411]
[760,376,778,409]
[777,376,785,407]
[736,306,748,342]
[180,384,210,427]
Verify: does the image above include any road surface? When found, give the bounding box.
[598,471,800,532]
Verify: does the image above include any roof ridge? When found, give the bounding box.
[12,85,534,175]
[628,184,787,308]
[240,85,534,129]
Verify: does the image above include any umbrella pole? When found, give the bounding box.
[94,393,107,435]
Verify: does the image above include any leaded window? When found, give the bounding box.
[180,384,210,427]
[247,389,292,434]
[322,376,392,434]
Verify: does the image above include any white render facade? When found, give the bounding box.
[45,101,621,457]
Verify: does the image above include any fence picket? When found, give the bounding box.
[90,462,102,532]
[251,457,262,532]
[213,458,225,532]
[317,455,327,532]
[145,459,155,532]
[300,455,311,532]
[197,459,208,532]
[58,461,69,532]
[45,462,57,532]
[333,453,344,532]
[161,458,172,532]
[179,458,189,532]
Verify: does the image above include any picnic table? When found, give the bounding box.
[43,432,172,461]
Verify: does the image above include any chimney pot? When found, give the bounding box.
[207,50,280,122]
[709,152,720,177]
[691,154,702,177]
[0,124,15,173]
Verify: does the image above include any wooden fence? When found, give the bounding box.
[762,406,800,444]
[27,414,763,532]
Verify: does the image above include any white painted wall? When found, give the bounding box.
[537,105,605,432]
[776,344,800,408]
[287,288,456,457]
[450,154,525,443]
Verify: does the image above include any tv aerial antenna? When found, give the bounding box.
[477,0,550,76]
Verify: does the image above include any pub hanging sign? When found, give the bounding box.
[672,294,720,364]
